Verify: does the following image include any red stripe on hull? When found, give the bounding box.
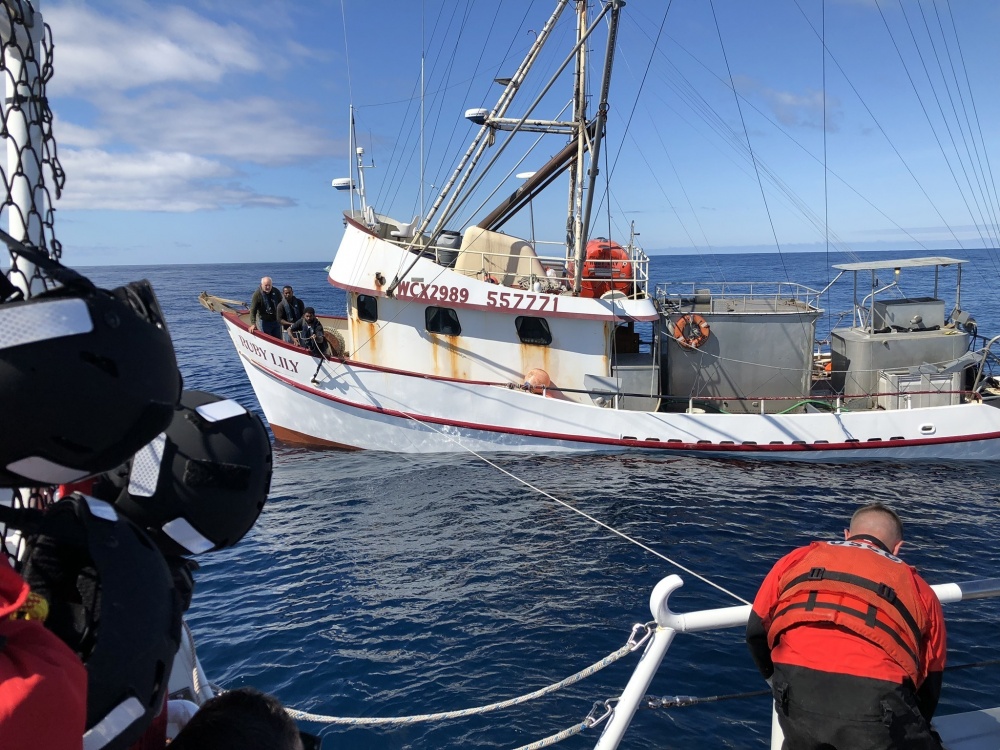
[246,358,1000,455]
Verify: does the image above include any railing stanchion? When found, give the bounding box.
[594,575,685,749]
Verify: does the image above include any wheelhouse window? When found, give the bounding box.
[515,316,552,346]
[425,306,461,335]
[357,294,378,322]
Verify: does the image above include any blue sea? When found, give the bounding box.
[81,251,1000,749]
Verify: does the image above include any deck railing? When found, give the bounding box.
[386,234,651,297]
[655,281,823,311]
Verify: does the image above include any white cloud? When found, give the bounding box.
[99,91,334,165]
[735,75,840,131]
[41,1,335,212]
[46,3,262,94]
[53,116,108,148]
[58,148,294,211]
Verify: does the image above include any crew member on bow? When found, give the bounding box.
[746,503,946,749]
[248,276,283,338]
[290,307,331,358]
[277,285,306,343]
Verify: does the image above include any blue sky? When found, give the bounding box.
[37,0,1000,265]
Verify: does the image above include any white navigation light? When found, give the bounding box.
[331,177,354,191]
[465,108,488,125]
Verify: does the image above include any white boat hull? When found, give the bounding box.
[224,314,1000,461]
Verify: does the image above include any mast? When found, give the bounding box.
[571,0,623,296]
[423,0,570,239]
[578,0,622,257]
[567,0,587,293]
[385,0,617,297]
[348,106,357,217]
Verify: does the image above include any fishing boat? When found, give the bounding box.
[202,0,1000,461]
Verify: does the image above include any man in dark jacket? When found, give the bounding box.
[248,276,283,338]
[277,285,306,343]
[747,503,946,749]
[290,307,330,357]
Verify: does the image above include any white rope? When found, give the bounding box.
[397,412,751,605]
[283,635,640,726]
[511,721,589,749]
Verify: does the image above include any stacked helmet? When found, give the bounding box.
[17,494,182,750]
[0,267,182,486]
[114,390,272,557]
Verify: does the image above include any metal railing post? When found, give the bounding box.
[594,575,684,749]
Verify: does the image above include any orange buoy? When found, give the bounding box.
[523,368,551,395]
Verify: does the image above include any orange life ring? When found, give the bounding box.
[674,314,710,348]
[484,275,499,284]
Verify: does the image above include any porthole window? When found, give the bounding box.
[426,306,461,335]
[515,316,552,346]
[357,294,378,322]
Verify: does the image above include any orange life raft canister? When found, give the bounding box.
[568,238,634,298]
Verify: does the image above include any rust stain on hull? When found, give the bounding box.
[271,424,361,450]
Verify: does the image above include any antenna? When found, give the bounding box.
[332,106,372,222]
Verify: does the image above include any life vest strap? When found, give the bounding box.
[773,599,920,671]
[781,568,922,645]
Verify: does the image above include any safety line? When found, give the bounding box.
[398,412,751,605]
[283,633,641,725]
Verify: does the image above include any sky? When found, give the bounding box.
[19,0,1000,265]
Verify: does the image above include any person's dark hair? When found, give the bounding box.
[169,688,302,750]
[304,306,315,315]
[283,285,292,293]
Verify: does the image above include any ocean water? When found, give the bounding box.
[81,252,1000,749]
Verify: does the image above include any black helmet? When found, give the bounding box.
[0,269,182,486]
[114,390,272,556]
[16,494,182,750]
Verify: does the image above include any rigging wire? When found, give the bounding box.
[944,0,1000,259]
[822,0,831,336]
[631,11,926,264]
[707,0,790,284]
[917,0,999,251]
[790,0,961,263]
[896,0,993,251]
[874,0,979,252]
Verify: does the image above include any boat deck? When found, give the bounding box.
[937,707,1000,748]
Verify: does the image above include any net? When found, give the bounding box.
[1,0,64,295]
[0,0,64,562]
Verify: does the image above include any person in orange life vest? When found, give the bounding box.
[746,503,946,750]
[0,562,87,749]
